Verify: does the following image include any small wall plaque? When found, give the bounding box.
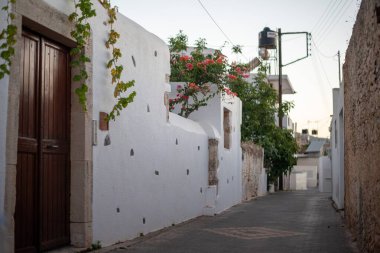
[99,112,109,131]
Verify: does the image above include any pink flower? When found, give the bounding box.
[243,74,250,78]
[203,59,215,65]
[179,55,190,61]
[177,85,182,90]
[182,95,189,100]
[223,87,237,97]
[189,82,200,90]
[186,63,193,70]
[216,57,223,64]
[228,74,237,80]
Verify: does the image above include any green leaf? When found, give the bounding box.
[73,74,82,81]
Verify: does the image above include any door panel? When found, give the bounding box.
[40,39,70,250]
[15,30,70,253]
[15,31,40,253]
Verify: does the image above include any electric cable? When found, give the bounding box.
[318,0,355,44]
[311,55,331,113]
[311,0,337,33]
[313,42,333,89]
[196,0,249,61]
[311,38,337,59]
[313,0,344,37]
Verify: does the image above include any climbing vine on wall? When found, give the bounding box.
[0,0,17,79]
[1,0,135,120]
[98,0,136,121]
[69,0,136,119]
[68,0,96,111]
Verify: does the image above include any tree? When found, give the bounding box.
[230,64,298,183]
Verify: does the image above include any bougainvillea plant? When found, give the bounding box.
[168,31,250,118]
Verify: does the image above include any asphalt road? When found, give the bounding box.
[102,190,357,253]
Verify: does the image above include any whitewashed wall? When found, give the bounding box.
[318,156,332,193]
[90,10,243,244]
[0,0,244,248]
[45,0,242,247]
[170,83,243,214]
[289,172,308,190]
[189,93,242,213]
[292,165,318,188]
[331,87,344,209]
[89,6,210,246]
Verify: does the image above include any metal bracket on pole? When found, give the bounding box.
[280,32,311,68]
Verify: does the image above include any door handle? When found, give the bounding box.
[46,145,59,149]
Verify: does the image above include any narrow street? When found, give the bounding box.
[103,190,356,253]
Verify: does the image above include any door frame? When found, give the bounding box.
[3,1,94,252]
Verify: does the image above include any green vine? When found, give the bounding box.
[68,0,96,111]
[0,0,135,120]
[98,0,136,121]
[0,0,17,79]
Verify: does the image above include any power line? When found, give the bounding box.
[318,0,355,44]
[196,0,249,61]
[311,0,337,33]
[310,53,331,113]
[313,40,333,89]
[311,38,337,59]
[313,0,345,37]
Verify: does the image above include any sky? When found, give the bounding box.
[111,0,361,138]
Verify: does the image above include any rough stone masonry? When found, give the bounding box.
[343,0,380,252]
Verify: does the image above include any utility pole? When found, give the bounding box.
[338,50,341,86]
[278,28,283,129]
[278,30,310,191]
[259,27,310,191]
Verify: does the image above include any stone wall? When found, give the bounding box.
[343,0,380,252]
[241,142,265,200]
[208,139,219,186]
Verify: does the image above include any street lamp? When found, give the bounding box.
[258,27,311,190]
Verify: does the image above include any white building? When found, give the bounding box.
[247,74,297,132]
[0,1,244,252]
[269,75,297,133]
[330,85,344,209]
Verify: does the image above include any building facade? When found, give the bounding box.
[0,1,246,252]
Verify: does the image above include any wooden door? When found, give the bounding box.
[15,30,70,253]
